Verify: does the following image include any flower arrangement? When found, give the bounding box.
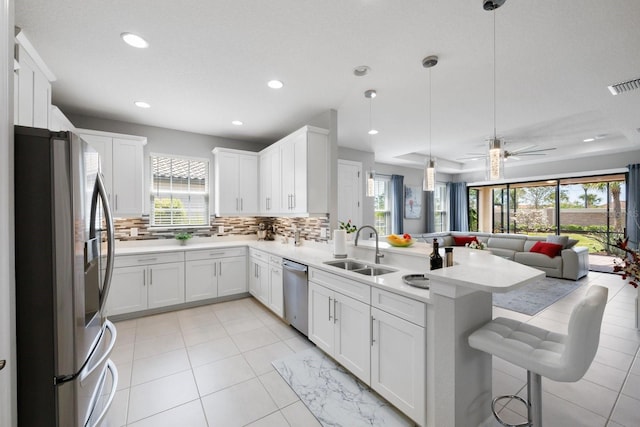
[466,240,487,250]
[613,237,639,288]
[339,219,357,234]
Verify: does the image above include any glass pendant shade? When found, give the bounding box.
[423,158,436,191]
[366,171,375,197]
[487,139,503,180]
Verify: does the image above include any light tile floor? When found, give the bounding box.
[100,271,640,427]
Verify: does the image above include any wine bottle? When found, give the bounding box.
[430,238,443,270]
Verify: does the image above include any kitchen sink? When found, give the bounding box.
[324,260,397,276]
[323,259,367,270]
[353,266,397,276]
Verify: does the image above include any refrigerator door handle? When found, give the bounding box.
[94,172,115,311]
[85,359,119,427]
[79,320,117,382]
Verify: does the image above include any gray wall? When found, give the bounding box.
[67,113,271,215]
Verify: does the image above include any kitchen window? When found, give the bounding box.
[434,183,448,232]
[374,175,392,235]
[150,154,209,226]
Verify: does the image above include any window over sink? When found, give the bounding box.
[150,154,209,226]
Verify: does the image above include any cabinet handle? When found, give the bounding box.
[219,261,222,276]
[209,252,225,256]
[143,270,146,286]
[328,296,332,321]
[292,194,296,209]
[333,298,338,324]
[266,197,270,210]
[115,194,118,210]
[213,262,217,277]
[138,257,157,263]
[371,316,375,346]
[241,198,243,211]
[150,269,153,285]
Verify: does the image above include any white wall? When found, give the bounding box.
[1,0,16,425]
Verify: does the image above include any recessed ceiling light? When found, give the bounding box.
[121,32,149,48]
[353,65,371,77]
[231,120,243,126]
[267,80,284,89]
[583,138,595,142]
[134,101,151,108]
[368,129,378,135]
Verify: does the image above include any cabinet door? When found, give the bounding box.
[308,282,334,354]
[280,140,295,212]
[291,132,307,214]
[106,266,147,316]
[185,259,217,302]
[81,134,113,202]
[112,138,144,216]
[371,307,425,425]
[32,66,51,128]
[259,151,271,213]
[238,154,258,214]
[249,258,266,301]
[268,265,284,317]
[218,256,248,297]
[334,294,371,384]
[216,151,240,214]
[147,262,185,309]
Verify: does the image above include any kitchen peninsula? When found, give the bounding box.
[109,237,544,427]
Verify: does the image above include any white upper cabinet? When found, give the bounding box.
[14,32,54,129]
[77,129,147,217]
[277,126,329,216]
[48,106,76,132]
[259,146,281,214]
[212,148,259,216]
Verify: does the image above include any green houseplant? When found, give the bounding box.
[175,232,193,245]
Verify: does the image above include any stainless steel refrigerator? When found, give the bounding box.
[14,126,118,426]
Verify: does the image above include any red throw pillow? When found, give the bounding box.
[453,236,479,246]
[530,241,563,258]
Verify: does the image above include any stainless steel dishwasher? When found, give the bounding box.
[282,259,309,336]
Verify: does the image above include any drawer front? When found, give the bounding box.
[371,287,426,327]
[186,246,246,261]
[309,268,370,304]
[114,251,185,268]
[269,254,282,266]
[249,248,268,262]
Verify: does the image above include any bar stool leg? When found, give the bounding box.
[527,371,542,426]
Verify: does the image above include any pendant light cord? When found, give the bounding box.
[429,68,432,160]
[493,8,497,140]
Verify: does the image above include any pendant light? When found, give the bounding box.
[486,0,505,180]
[422,55,438,192]
[365,89,377,197]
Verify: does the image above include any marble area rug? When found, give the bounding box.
[272,347,414,427]
[492,276,584,316]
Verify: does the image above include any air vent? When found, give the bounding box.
[607,78,640,95]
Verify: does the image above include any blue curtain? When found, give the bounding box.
[391,174,404,234]
[626,164,640,249]
[424,190,435,233]
[448,182,468,231]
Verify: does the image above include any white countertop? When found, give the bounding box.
[112,236,545,304]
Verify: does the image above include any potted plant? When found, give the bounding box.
[175,232,193,246]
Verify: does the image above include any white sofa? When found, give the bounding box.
[420,231,589,280]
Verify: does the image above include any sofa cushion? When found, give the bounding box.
[488,248,517,260]
[546,235,569,248]
[487,237,526,252]
[565,238,579,249]
[530,241,563,258]
[515,251,563,269]
[453,236,479,246]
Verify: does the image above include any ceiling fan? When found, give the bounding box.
[457,139,557,162]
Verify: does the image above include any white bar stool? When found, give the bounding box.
[468,285,608,426]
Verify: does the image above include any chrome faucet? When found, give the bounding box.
[354,225,384,264]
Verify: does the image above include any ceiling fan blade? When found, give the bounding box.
[515,147,557,154]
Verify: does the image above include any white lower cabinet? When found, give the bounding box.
[185,248,247,302]
[370,289,426,426]
[106,251,185,317]
[268,255,284,317]
[249,249,269,305]
[308,281,371,384]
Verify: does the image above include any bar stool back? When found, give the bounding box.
[468,285,608,426]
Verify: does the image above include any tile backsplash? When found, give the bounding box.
[113,216,330,243]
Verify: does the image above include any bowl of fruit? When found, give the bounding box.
[387,233,414,247]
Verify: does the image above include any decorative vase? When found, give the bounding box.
[178,239,187,246]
